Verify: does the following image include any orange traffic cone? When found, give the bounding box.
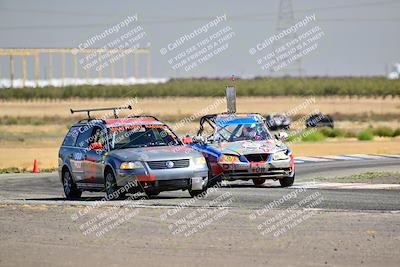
[32,159,39,173]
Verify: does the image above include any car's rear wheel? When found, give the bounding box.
[63,169,82,199]
[207,169,223,188]
[279,174,295,187]
[252,178,266,186]
[144,189,160,198]
[105,170,125,200]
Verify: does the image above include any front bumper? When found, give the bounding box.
[115,164,208,191]
[218,158,294,180]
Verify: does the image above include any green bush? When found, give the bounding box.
[357,130,374,141]
[393,128,400,137]
[0,77,399,99]
[301,131,326,142]
[319,127,345,138]
[372,126,394,137]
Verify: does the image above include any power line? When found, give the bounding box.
[0,0,398,31]
[0,17,398,31]
[0,7,110,17]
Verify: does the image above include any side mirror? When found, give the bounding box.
[181,135,193,144]
[89,142,103,150]
[275,131,288,141]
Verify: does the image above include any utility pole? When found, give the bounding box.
[274,0,303,76]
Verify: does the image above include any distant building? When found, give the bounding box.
[387,63,400,79]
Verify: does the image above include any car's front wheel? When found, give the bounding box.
[62,169,82,199]
[279,173,295,187]
[188,188,207,198]
[105,170,125,200]
[252,178,266,186]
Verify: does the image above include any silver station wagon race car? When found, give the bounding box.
[59,107,209,199]
[188,113,295,187]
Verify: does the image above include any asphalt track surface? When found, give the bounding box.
[1,158,400,267]
[0,158,399,211]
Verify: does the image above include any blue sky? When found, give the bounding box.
[0,0,399,78]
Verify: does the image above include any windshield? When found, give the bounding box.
[214,122,272,142]
[108,124,180,150]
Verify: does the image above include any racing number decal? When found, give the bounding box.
[250,162,268,173]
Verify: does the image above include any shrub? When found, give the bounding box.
[393,128,400,137]
[301,131,326,142]
[319,127,345,138]
[0,77,399,100]
[357,129,374,141]
[372,126,394,137]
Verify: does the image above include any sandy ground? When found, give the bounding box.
[1,97,399,117]
[0,204,399,267]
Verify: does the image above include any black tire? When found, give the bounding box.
[252,178,266,186]
[207,166,223,188]
[62,169,82,199]
[144,189,160,198]
[105,170,125,200]
[188,188,207,198]
[279,174,295,187]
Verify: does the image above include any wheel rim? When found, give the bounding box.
[63,171,72,195]
[105,173,113,194]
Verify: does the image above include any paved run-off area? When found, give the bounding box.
[0,158,400,266]
[1,205,399,267]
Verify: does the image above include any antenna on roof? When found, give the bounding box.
[70,105,132,119]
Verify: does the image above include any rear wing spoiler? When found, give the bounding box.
[70,105,132,119]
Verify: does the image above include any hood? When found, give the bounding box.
[211,140,287,156]
[109,145,202,162]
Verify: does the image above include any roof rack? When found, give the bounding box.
[70,105,132,119]
[76,118,105,124]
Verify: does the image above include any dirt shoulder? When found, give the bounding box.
[312,171,400,184]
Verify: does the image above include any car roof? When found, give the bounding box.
[105,118,163,127]
[215,113,263,127]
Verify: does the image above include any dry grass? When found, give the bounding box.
[0,147,59,169]
[0,139,399,169]
[0,124,67,134]
[291,139,400,157]
[1,97,399,118]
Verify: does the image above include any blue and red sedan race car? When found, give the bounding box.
[188,113,295,187]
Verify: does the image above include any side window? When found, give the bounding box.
[76,126,93,149]
[62,126,79,146]
[89,126,107,147]
[199,121,215,140]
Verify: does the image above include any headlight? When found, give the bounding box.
[120,161,144,170]
[193,157,207,166]
[218,154,240,163]
[273,151,289,161]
